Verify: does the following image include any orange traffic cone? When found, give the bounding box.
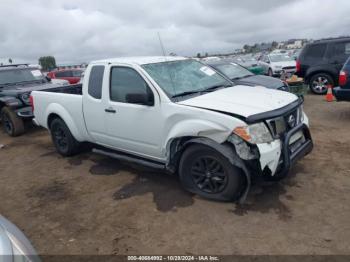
[325,85,335,102]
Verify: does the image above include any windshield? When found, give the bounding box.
[0,68,44,86]
[214,63,253,79]
[269,54,293,62]
[142,60,231,98]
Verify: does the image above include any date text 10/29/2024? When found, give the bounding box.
[127,256,220,261]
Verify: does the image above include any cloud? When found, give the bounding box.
[0,0,349,64]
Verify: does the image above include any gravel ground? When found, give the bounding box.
[0,94,350,255]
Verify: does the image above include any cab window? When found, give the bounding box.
[110,67,154,105]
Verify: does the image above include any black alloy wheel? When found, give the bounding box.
[179,144,245,201]
[50,118,81,156]
[52,125,69,152]
[191,156,228,194]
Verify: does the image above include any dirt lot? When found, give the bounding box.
[0,94,350,255]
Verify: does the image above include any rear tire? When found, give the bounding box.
[1,107,25,137]
[179,144,245,201]
[309,73,334,95]
[50,118,81,156]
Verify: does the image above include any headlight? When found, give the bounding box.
[233,122,273,144]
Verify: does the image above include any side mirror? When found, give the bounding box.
[266,61,270,64]
[126,93,154,106]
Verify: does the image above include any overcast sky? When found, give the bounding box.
[0,0,350,64]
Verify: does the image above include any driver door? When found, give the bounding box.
[103,66,164,160]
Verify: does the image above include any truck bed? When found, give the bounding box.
[44,83,82,95]
[31,84,90,142]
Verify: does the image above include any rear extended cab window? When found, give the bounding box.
[88,66,105,99]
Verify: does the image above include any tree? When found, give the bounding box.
[38,56,57,71]
[196,53,201,58]
[271,41,279,51]
[8,58,12,64]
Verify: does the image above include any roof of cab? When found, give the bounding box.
[91,56,188,66]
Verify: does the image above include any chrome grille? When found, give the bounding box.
[266,106,303,138]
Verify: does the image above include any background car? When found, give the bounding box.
[333,55,350,101]
[47,69,84,84]
[206,60,290,92]
[232,55,264,75]
[291,49,302,60]
[0,64,69,136]
[50,78,70,85]
[271,49,288,54]
[0,215,40,261]
[296,37,350,94]
[259,53,296,77]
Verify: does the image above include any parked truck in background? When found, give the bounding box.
[0,64,70,136]
[31,56,313,202]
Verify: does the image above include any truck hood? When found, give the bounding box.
[177,85,298,119]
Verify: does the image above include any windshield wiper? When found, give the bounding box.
[172,84,231,98]
[172,90,203,98]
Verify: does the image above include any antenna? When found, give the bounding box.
[157,32,177,97]
[157,32,167,57]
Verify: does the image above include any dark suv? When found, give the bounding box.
[333,56,350,101]
[296,37,350,94]
[0,64,68,136]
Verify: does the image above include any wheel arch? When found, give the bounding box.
[305,69,337,84]
[166,136,251,203]
[47,113,62,128]
[45,104,84,142]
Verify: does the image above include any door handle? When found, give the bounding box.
[105,107,116,113]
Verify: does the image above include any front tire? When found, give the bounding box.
[309,73,334,94]
[179,144,245,201]
[50,118,81,156]
[1,107,25,137]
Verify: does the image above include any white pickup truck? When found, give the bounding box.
[31,56,313,202]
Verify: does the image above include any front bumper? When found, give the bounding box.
[255,123,313,178]
[279,123,313,175]
[333,86,350,101]
[272,69,283,76]
[273,68,296,77]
